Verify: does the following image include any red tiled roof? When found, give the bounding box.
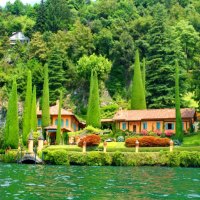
[101,119,114,122]
[113,108,195,121]
[37,104,73,115]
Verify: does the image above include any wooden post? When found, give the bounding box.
[103,141,107,153]
[170,140,174,152]
[83,141,86,153]
[135,140,139,153]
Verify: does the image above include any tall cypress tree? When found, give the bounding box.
[142,58,146,94]
[175,61,183,142]
[56,91,62,145]
[22,71,32,145]
[30,86,37,132]
[42,65,50,130]
[131,50,146,110]
[5,78,19,149]
[86,70,101,128]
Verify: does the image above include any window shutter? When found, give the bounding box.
[156,122,160,130]
[172,123,174,130]
[165,123,168,130]
[55,119,58,125]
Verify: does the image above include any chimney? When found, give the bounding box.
[56,100,59,106]
[37,101,40,112]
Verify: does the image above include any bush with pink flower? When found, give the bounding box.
[154,129,162,136]
[164,130,174,137]
[140,129,148,136]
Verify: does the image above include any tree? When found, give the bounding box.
[45,0,73,32]
[48,46,65,103]
[142,58,146,96]
[86,71,101,128]
[131,50,146,110]
[56,91,62,145]
[30,86,37,132]
[22,71,32,145]
[4,78,19,149]
[34,0,47,33]
[42,65,50,131]
[175,61,183,142]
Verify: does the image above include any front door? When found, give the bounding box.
[133,125,137,132]
[50,132,56,145]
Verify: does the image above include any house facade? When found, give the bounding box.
[37,104,85,144]
[105,108,196,134]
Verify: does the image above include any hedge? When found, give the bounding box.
[125,136,170,147]
[42,150,200,167]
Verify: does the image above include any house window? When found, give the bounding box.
[165,123,174,130]
[55,119,64,127]
[38,118,42,127]
[143,122,147,129]
[61,119,64,127]
[156,122,161,130]
[122,122,127,130]
[66,119,69,127]
[73,123,77,131]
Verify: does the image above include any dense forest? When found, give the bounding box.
[0,0,200,120]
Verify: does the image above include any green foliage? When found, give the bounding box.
[100,104,119,119]
[48,47,65,103]
[22,71,32,145]
[175,61,183,142]
[77,54,112,81]
[4,79,19,149]
[30,86,37,132]
[86,71,101,128]
[44,149,69,165]
[131,50,146,109]
[56,91,62,145]
[2,150,18,163]
[42,65,50,129]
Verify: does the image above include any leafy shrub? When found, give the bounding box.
[125,136,170,147]
[2,150,18,163]
[117,136,124,142]
[44,150,69,165]
[78,134,101,147]
[140,129,148,136]
[154,129,162,136]
[164,130,174,137]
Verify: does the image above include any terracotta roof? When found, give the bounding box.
[37,104,73,115]
[113,108,196,121]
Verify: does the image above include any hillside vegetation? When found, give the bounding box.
[0,0,200,119]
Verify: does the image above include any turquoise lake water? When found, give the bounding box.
[0,163,200,200]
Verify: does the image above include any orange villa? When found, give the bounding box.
[102,108,196,134]
[37,103,85,144]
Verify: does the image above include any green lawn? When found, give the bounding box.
[182,134,200,146]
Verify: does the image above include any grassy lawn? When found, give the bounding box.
[44,140,200,153]
[182,134,200,146]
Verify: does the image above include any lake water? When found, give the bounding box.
[0,163,200,200]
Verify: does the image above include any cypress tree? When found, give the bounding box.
[4,78,19,149]
[131,50,146,110]
[86,70,101,128]
[30,86,37,132]
[42,65,50,130]
[142,58,146,94]
[22,71,32,145]
[56,91,62,145]
[175,61,183,142]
